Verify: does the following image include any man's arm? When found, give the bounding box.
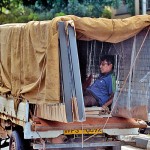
[102,93,114,109]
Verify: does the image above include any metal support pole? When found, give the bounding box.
[142,0,147,15]
[135,0,140,15]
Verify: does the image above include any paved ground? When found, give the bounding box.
[1,145,145,150]
[1,146,8,150]
[122,145,144,150]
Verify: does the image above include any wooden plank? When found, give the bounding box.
[85,107,103,111]
[36,103,67,122]
[85,111,100,115]
[67,24,85,121]
[58,22,73,122]
[86,114,112,118]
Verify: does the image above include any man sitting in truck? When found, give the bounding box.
[84,55,116,111]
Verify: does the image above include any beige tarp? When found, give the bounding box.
[0,15,150,109]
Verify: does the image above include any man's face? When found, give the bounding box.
[100,60,113,74]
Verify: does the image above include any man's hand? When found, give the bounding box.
[102,105,107,110]
[101,105,110,114]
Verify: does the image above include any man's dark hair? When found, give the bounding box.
[100,55,115,69]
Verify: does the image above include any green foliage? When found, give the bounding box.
[0,6,39,24]
[0,0,118,24]
[33,0,115,18]
[38,12,53,21]
[55,12,66,17]
[101,7,112,19]
[63,0,114,17]
[66,0,86,16]
[114,0,135,15]
[125,0,135,15]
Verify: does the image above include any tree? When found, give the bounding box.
[0,0,21,14]
[125,0,135,15]
[22,0,37,6]
[0,0,120,24]
[0,0,11,14]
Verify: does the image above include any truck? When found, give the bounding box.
[0,15,150,150]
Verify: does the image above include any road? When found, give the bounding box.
[1,145,145,150]
[122,145,144,150]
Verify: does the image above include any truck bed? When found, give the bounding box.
[31,116,147,131]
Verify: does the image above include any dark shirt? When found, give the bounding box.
[87,73,115,106]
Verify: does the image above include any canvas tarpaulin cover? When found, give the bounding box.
[1,15,150,121]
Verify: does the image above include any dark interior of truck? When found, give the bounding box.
[77,40,113,84]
